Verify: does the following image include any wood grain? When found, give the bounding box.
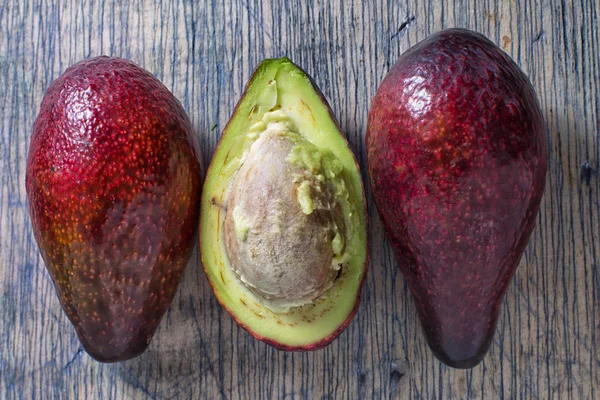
[1,0,598,398]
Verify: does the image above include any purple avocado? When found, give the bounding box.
[26,57,203,362]
[367,29,547,368]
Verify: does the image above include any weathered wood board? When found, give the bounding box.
[0,0,598,398]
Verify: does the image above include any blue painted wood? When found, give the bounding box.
[0,0,598,398]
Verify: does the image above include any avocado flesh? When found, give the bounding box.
[201,58,367,349]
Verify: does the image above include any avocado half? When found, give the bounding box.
[200,58,368,350]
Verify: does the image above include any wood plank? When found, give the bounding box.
[0,0,598,398]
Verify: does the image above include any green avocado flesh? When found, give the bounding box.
[200,58,367,349]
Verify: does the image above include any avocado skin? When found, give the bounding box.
[367,29,547,368]
[26,57,202,362]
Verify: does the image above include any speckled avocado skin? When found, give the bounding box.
[367,29,547,368]
[26,57,203,362]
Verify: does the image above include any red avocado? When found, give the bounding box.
[367,29,548,368]
[26,57,203,362]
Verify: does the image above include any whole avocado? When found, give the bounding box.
[26,57,203,362]
[367,29,547,368]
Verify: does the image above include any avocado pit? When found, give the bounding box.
[224,112,347,313]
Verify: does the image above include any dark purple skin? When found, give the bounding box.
[367,29,547,368]
[26,57,203,362]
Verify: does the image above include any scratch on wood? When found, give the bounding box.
[62,347,84,371]
[533,30,546,44]
[391,15,416,40]
[580,161,595,184]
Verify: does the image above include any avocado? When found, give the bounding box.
[26,57,203,362]
[201,58,368,350]
[367,29,547,368]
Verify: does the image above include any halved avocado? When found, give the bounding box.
[200,57,368,350]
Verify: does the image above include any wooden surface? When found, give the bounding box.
[1,0,599,398]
